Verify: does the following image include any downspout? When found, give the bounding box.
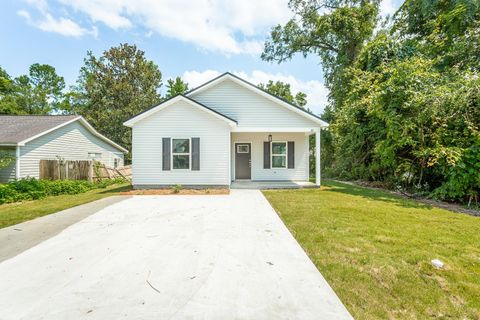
[15,145,21,180]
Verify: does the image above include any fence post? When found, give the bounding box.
[65,161,69,180]
[88,161,93,182]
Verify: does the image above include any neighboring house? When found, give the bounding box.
[124,72,328,188]
[0,115,127,183]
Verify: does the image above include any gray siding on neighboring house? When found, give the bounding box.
[19,121,124,179]
[0,147,16,183]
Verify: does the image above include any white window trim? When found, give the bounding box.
[271,141,288,169]
[171,138,191,170]
[88,152,102,159]
[236,144,250,154]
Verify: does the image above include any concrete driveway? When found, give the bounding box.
[0,190,352,320]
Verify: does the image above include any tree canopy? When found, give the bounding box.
[0,64,67,115]
[71,43,163,157]
[263,0,480,204]
[258,80,307,108]
[165,77,189,98]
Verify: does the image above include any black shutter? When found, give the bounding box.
[162,138,171,171]
[263,141,270,169]
[192,137,200,170]
[287,141,295,169]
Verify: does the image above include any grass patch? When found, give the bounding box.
[263,180,480,319]
[0,183,131,229]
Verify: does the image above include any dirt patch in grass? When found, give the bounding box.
[120,188,230,195]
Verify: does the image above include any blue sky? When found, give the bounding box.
[1,0,402,115]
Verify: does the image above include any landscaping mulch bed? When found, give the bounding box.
[120,188,230,196]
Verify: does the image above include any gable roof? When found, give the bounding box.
[186,72,329,127]
[0,115,128,153]
[123,95,238,127]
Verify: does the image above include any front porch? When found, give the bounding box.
[231,180,317,189]
[230,128,321,186]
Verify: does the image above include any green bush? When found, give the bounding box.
[0,178,126,205]
[171,184,182,194]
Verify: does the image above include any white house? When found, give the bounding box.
[124,72,328,188]
[0,115,127,183]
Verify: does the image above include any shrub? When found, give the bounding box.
[171,184,182,194]
[0,178,126,205]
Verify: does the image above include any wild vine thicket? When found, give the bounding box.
[263,0,480,204]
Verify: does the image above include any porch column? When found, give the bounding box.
[315,128,320,186]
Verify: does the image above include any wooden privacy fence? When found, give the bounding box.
[93,163,132,181]
[39,160,132,181]
[40,160,92,181]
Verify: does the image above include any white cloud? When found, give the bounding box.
[20,0,403,53]
[22,0,291,54]
[18,10,90,38]
[183,70,222,87]
[37,14,89,37]
[57,0,132,29]
[379,0,398,17]
[18,0,97,38]
[17,9,31,20]
[183,70,329,115]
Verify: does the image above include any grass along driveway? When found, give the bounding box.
[263,181,480,319]
[0,183,131,229]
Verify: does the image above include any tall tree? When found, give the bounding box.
[258,80,307,108]
[262,0,480,204]
[165,77,189,98]
[0,67,19,114]
[0,64,66,115]
[262,0,379,108]
[73,43,162,155]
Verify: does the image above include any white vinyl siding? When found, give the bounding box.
[131,100,231,186]
[190,79,319,128]
[19,121,124,179]
[0,147,16,183]
[231,132,309,181]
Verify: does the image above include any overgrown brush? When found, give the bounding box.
[0,178,125,204]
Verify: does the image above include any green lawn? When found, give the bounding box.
[263,181,480,319]
[0,183,131,229]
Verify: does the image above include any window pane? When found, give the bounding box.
[272,142,286,155]
[173,155,189,169]
[237,145,249,153]
[172,139,190,153]
[272,155,286,168]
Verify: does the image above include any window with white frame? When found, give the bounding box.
[271,142,287,168]
[237,144,249,153]
[172,138,190,169]
[88,152,102,159]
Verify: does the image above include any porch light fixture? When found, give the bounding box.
[268,134,272,142]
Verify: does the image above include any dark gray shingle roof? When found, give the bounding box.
[0,115,80,145]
